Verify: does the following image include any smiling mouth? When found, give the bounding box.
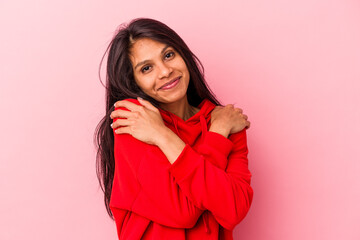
[158,76,181,90]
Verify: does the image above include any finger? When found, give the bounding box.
[235,108,243,113]
[225,104,235,108]
[137,97,158,112]
[110,109,134,119]
[114,126,131,134]
[114,99,144,112]
[213,106,223,112]
[242,114,248,120]
[111,119,133,129]
[245,121,251,129]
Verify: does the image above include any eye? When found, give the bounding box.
[164,51,175,59]
[141,65,151,73]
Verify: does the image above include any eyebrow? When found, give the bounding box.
[134,44,171,70]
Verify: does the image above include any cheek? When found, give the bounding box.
[179,60,189,76]
[134,78,145,91]
[135,77,154,92]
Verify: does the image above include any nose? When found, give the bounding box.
[158,62,173,79]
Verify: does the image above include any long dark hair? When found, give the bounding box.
[94,17,221,219]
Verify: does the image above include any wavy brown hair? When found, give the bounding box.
[94,17,221,218]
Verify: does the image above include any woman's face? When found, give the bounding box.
[129,38,190,107]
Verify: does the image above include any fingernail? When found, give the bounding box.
[138,97,143,101]
[110,123,113,128]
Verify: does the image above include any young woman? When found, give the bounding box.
[95,17,253,239]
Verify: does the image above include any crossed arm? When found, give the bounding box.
[111,98,253,230]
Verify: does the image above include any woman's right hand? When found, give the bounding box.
[209,104,250,138]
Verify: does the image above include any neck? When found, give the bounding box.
[160,98,198,121]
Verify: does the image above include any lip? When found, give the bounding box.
[158,76,181,90]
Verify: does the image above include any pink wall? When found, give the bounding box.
[1,0,359,239]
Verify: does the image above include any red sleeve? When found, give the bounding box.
[196,130,234,170]
[168,129,253,230]
[112,106,203,228]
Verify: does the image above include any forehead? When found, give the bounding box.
[129,38,168,62]
[131,38,166,55]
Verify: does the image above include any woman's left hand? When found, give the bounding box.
[110,97,166,145]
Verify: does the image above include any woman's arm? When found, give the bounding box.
[145,117,253,230]
[112,130,204,228]
[112,125,245,230]
[112,125,242,228]
[112,98,253,230]
[161,104,253,230]
[168,129,253,230]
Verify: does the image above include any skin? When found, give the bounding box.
[129,38,194,119]
[110,38,250,164]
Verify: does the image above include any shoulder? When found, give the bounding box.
[114,98,141,111]
[115,98,141,105]
[123,98,141,105]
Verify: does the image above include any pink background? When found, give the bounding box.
[1,0,359,239]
